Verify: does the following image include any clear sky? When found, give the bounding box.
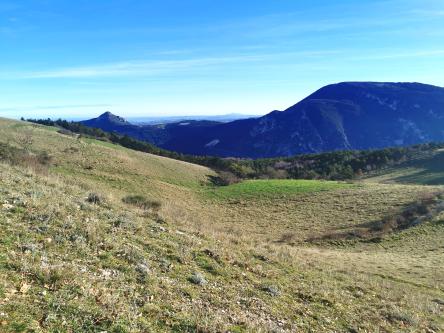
[1,0,444,119]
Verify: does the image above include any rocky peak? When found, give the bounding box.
[98,111,129,124]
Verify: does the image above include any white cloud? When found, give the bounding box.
[19,55,265,79]
[10,50,342,79]
[0,104,111,112]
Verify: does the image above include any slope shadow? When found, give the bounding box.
[390,151,444,185]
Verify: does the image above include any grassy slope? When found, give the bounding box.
[365,148,444,185]
[205,179,353,200]
[1,118,443,332]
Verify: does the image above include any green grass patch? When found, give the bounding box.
[205,179,354,200]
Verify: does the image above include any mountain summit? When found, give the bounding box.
[162,81,444,157]
[81,82,444,158]
[94,111,130,125]
[97,111,129,124]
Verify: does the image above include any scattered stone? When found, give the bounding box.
[262,285,280,297]
[21,243,39,253]
[19,282,31,294]
[136,261,150,277]
[2,203,13,210]
[8,196,25,206]
[152,225,167,232]
[188,272,207,285]
[100,269,118,280]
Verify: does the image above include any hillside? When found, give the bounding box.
[1,118,444,332]
[81,82,444,158]
[365,148,444,185]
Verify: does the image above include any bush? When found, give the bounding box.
[122,195,161,211]
[86,192,103,204]
[37,151,52,165]
[210,171,241,186]
[0,143,52,173]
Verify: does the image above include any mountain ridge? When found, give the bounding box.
[81,81,444,158]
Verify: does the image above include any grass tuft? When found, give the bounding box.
[122,195,161,211]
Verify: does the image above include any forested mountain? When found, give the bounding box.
[82,82,444,158]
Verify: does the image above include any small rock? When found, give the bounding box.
[262,285,280,297]
[2,203,13,210]
[100,269,118,280]
[136,262,150,276]
[152,225,167,232]
[188,272,207,285]
[19,282,31,294]
[21,243,39,253]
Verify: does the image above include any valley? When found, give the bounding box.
[1,118,443,332]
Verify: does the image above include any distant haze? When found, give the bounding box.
[127,114,260,125]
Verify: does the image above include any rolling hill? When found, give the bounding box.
[81,82,444,158]
[1,117,444,332]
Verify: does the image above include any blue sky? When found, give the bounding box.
[1,0,444,119]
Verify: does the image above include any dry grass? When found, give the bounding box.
[0,117,443,332]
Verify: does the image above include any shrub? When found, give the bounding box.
[122,195,161,211]
[37,151,52,165]
[86,192,103,204]
[210,171,241,186]
[0,143,52,173]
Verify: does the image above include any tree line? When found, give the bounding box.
[25,118,444,184]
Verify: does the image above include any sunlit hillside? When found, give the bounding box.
[1,118,443,332]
